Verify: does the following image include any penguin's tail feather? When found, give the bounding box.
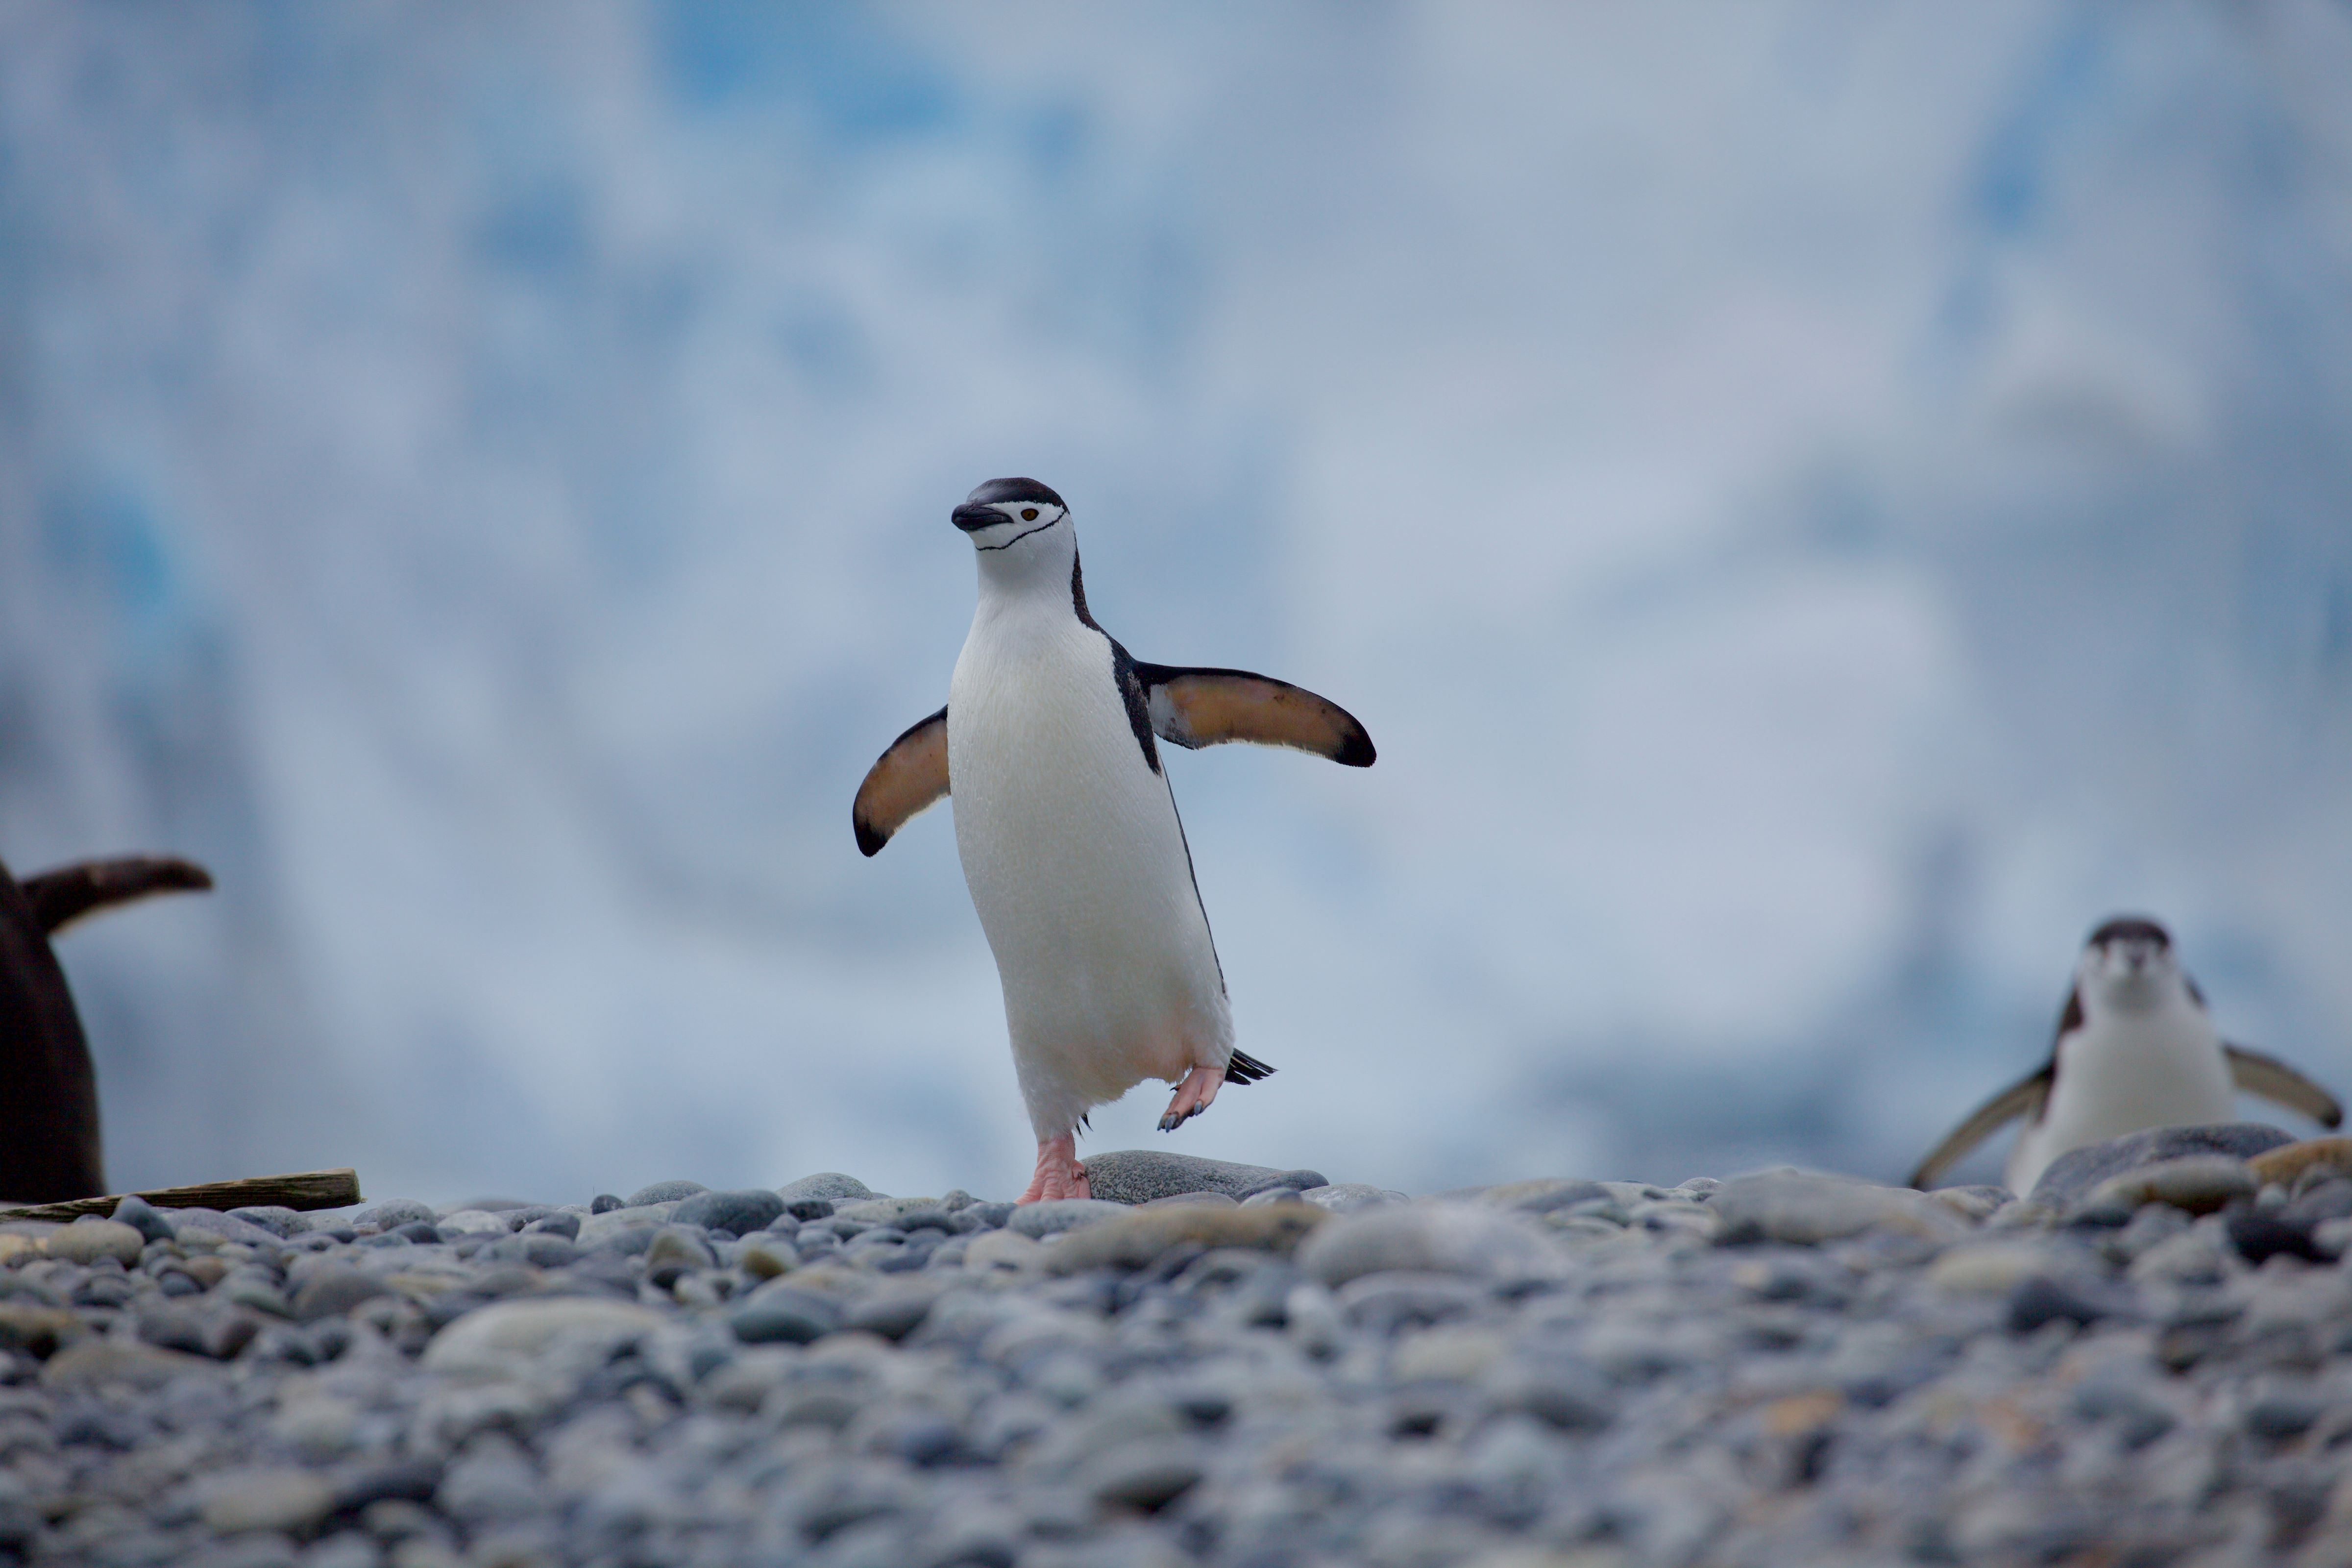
[1223,1049,1275,1085]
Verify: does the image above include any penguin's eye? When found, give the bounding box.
[1021,508,1039,521]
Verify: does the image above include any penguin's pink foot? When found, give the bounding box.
[1157,1063,1224,1132]
[1017,1133,1091,1204]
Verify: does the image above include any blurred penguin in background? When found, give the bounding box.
[1911,915,2342,1197]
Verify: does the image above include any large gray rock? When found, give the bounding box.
[2028,1124,2295,1210]
[1081,1150,1329,1204]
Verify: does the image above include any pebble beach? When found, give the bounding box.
[7,1128,2352,1568]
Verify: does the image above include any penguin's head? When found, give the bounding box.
[2076,915,2191,1016]
[953,478,1070,558]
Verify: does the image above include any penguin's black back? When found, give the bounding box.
[0,857,104,1202]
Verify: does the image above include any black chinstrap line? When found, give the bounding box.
[973,516,1060,551]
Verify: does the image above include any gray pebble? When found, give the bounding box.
[2029,1123,2296,1209]
[1300,1182,1410,1214]
[168,1208,291,1248]
[833,1195,949,1227]
[350,1199,437,1233]
[1473,1177,1614,1214]
[293,1270,392,1323]
[45,1217,147,1265]
[624,1178,710,1206]
[643,1225,717,1286]
[844,1292,936,1341]
[110,1194,178,1243]
[776,1172,876,1203]
[223,1205,311,1237]
[1086,1443,1205,1511]
[670,1188,786,1234]
[731,1285,842,1344]
[1006,1199,1127,1238]
[2083,1156,2257,1218]
[1296,1203,1558,1286]
[1710,1170,1961,1246]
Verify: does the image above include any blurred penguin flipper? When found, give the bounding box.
[1910,1064,2052,1190]
[23,856,214,937]
[2225,1043,2344,1129]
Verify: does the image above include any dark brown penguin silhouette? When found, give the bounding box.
[1,854,212,1202]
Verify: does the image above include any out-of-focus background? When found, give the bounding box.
[4,3,2350,1203]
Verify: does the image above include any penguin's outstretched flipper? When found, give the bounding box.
[2225,1044,2344,1128]
[1135,664,1375,767]
[1911,1064,2052,1190]
[23,856,213,937]
[853,707,950,857]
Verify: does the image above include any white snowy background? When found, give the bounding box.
[3,2,2350,1203]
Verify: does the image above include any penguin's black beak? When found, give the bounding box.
[952,503,1001,533]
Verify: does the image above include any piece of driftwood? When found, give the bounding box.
[0,1167,361,1224]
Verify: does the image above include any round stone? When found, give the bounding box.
[1297,1204,1560,1287]
[776,1173,876,1203]
[43,1219,146,1266]
[225,1206,311,1238]
[731,1286,842,1345]
[671,1189,786,1234]
[1708,1172,1960,1246]
[2084,1157,2256,1217]
[625,1179,710,1207]
[199,1470,335,1536]
[421,1298,669,1379]
[1006,1199,1127,1239]
[2250,1137,2352,1190]
[109,1195,178,1243]
[351,1199,437,1233]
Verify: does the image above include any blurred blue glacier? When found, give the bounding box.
[2,3,2349,1200]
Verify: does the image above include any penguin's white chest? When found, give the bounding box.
[947,606,1230,1137]
[2007,1006,2234,1194]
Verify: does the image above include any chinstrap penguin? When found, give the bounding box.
[0,853,213,1202]
[855,478,1374,1203]
[1911,915,2341,1196]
